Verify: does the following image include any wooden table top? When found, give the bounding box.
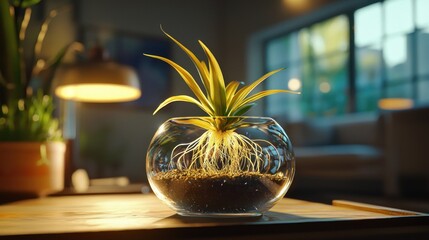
[0,194,428,240]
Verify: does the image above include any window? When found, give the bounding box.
[265,15,349,120]
[264,0,429,120]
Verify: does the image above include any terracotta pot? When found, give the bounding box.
[0,141,66,196]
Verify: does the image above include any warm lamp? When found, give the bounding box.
[53,46,141,190]
[378,98,414,110]
[54,62,141,102]
[54,45,141,103]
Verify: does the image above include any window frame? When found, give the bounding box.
[248,0,427,118]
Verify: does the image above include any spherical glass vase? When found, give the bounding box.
[146,116,295,217]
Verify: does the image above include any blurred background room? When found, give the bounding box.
[22,0,429,210]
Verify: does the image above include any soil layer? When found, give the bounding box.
[151,169,289,214]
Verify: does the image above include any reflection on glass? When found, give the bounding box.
[356,44,382,88]
[417,79,429,105]
[355,3,382,47]
[385,0,413,35]
[416,0,429,28]
[310,15,349,57]
[384,35,411,80]
[417,29,429,76]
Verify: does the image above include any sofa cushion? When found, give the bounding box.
[294,144,383,170]
[331,114,380,146]
[284,120,333,147]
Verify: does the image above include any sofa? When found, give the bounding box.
[279,107,429,198]
[279,113,386,196]
[382,107,429,197]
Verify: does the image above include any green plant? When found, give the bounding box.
[0,0,72,141]
[145,29,299,175]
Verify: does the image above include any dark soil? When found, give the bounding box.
[151,169,289,215]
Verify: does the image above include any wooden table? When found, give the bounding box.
[0,194,428,240]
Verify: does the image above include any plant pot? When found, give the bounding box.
[146,116,295,217]
[0,141,66,197]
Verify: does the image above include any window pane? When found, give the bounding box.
[265,32,305,70]
[416,0,429,28]
[266,70,287,116]
[310,15,349,57]
[298,28,311,61]
[385,0,413,35]
[385,83,413,98]
[356,88,381,112]
[288,32,302,63]
[300,61,316,118]
[314,53,348,76]
[356,44,382,88]
[266,36,289,70]
[355,3,382,47]
[384,35,412,80]
[266,65,303,120]
[417,78,429,105]
[312,54,349,116]
[417,28,429,76]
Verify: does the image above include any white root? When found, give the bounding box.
[169,130,280,174]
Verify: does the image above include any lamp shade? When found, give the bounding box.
[54,61,141,102]
[378,98,414,111]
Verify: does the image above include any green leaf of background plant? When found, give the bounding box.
[0,0,23,100]
[35,42,77,94]
[10,0,41,8]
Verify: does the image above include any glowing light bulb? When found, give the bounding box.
[288,78,302,91]
[319,82,331,93]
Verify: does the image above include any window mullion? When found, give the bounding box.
[348,12,356,113]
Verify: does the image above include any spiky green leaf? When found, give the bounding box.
[160,26,212,97]
[144,53,214,115]
[174,118,215,131]
[153,95,211,116]
[231,68,284,109]
[198,40,227,115]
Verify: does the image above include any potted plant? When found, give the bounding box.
[0,0,70,196]
[146,29,299,217]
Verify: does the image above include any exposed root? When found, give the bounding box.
[169,130,280,174]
